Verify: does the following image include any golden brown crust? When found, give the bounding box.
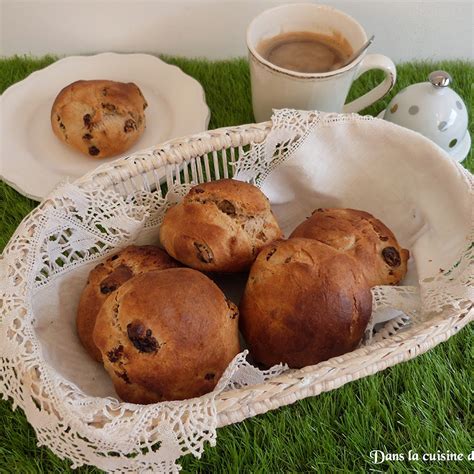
[93,268,240,404]
[186,179,270,215]
[51,80,147,158]
[239,238,372,369]
[290,208,409,287]
[76,245,179,362]
[160,179,282,272]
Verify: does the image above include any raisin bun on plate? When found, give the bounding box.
[76,245,179,362]
[51,80,147,158]
[159,179,282,272]
[240,238,372,369]
[93,268,240,404]
[290,208,409,286]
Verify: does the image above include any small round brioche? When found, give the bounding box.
[159,179,282,272]
[290,208,409,286]
[240,238,372,369]
[76,245,179,362]
[51,80,147,158]
[93,268,240,404]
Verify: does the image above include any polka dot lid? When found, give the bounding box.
[382,71,470,162]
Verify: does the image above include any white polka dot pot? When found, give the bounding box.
[381,71,470,162]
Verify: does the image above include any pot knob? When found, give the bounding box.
[428,70,452,88]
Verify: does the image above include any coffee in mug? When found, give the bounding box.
[247,4,397,122]
[257,31,353,74]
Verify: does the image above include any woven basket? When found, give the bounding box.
[1,115,472,472]
[74,119,473,427]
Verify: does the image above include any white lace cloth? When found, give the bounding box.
[0,110,472,472]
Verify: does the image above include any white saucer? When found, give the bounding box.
[0,53,210,200]
[376,110,470,163]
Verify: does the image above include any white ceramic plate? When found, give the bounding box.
[0,53,210,200]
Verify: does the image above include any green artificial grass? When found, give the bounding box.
[0,56,473,473]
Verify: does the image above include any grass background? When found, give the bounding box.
[0,56,473,473]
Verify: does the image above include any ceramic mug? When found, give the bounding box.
[247,3,397,122]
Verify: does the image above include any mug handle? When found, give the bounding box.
[343,54,396,113]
